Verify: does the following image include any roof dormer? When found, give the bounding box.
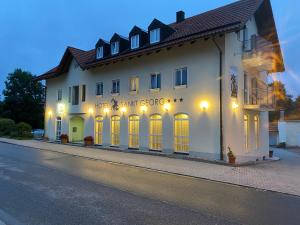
[148,19,175,44]
[110,33,129,55]
[129,26,148,50]
[95,39,110,60]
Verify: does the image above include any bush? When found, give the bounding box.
[16,122,32,138]
[277,142,286,148]
[0,118,15,136]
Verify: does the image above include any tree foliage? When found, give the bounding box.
[1,69,45,129]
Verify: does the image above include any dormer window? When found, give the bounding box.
[131,35,140,49]
[150,28,160,44]
[111,41,119,55]
[96,46,103,59]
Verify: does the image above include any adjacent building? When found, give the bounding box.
[35,0,285,162]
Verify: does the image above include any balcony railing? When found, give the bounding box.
[242,35,275,72]
[244,86,276,111]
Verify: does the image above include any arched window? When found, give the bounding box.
[149,114,162,151]
[174,114,189,153]
[56,117,62,140]
[129,115,139,149]
[244,115,249,150]
[111,116,120,146]
[95,116,103,145]
[254,115,259,150]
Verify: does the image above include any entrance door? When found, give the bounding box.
[95,116,103,145]
[129,115,139,149]
[56,117,62,140]
[70,116,84,142]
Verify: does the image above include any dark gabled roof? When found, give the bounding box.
[96,38,109,47]
[129,26,147,36]
[35,0,284,81]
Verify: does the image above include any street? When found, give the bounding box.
[0,142,299,225]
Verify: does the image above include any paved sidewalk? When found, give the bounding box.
[1,138,300,196]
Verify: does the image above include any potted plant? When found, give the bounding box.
[60,134,69,144]
[84,136,94,146]
[269,150,274,158]
[227,146,236,164]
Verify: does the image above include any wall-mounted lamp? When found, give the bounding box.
[103,107,110,114]
[88,107,94,115]
[200,101,209,111]
[120,106,127,114]
[48,110,53,118]
[57,103,65,115]
[232,101,239,110]
[140,105,148,113]
[163,103,171,112]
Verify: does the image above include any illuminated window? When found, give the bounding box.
[129,115,139,149]
[149,114,162,151]
[174,114,189,153]
[244,115,249,150]
[95,116,103,145]
[254,115,259,150]
[56,117,62,140]
[111,116,120,146]
[129,77,139,92]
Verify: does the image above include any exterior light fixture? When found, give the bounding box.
[163,103,171,112]
[120,106,127,114]
[88,107,94,115]
[103,107,110,114]
[57,103,65,115]
[200,101,209,110]
[140,105,148,113]
[48,110,53,117]
[232,101,239,110]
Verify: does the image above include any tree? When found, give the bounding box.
[2,69,45,129]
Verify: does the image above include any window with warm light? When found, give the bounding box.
[129,77,139,93]
[111,116,120,146]
[254,115,259,150]
[128,115,139,149]
[149,114,162,151]
[95,116,103,145]
[244,115,249,150]
[174,114,189,153]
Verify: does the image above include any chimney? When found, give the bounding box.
[176,11,185,23]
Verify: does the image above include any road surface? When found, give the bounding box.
[0,142,299,225]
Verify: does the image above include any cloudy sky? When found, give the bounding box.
[0,0,299,98]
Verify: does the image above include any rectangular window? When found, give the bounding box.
[131,35,140,49]
[111,42,119,55]
[175,67,187,87]
[112,80,120,94]
[129,77,139,92]
[96,46,103,59]
[57,89,62,101]
[68,87,71,103]
[150,28,160,44]
[72,86,79,105]
[150,73,161,89]
[129,115,139,149]
[82,85,86,102]
[96,82,103,96]
[111,116,120,146]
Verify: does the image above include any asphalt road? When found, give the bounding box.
[0,142,299,225]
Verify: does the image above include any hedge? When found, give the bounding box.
[16,122,32,138]
[0,118,15,136]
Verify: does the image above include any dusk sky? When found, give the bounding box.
[0,0,299,98]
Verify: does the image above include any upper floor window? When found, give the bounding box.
[131,35,140,49]
[112,80,120,94]
[96,82,103,96]
[111,41,119,55]
[57,89,62,101]
[150,28,160,44]
[129,77,139,93]
[82,85,86,102]
[175,67,187,87]
[68,87,71,103]
[150,73,161,89]
[72,86,79,105]
[96,46,103,59]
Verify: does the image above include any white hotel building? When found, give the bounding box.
[36,0,284,162]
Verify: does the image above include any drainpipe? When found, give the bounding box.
[212,37,224,161]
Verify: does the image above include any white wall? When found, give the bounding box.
[279,121,300,147]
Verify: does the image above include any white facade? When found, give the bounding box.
[44,17,272,162]
[279,121,300,147]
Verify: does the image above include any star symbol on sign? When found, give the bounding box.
[167,99,171,103]
[174,99,177,103]
[179,98,184,102]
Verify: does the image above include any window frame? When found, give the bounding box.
[72,86,79,105]
[150,73,161,91]
[96,82,104,96]
[174,113,189,153]
[129,77,139,94]
[149,114,163,151]
[131,35,140,49]
[82,85,86,102]
[96,46,104,59]
[128,115,140,149]
[111,115,121,147]
[150,28,160,44]
[111,41,119,55]
[57,89,62,102]
[174,67,188,88]
[111,79,120,95]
